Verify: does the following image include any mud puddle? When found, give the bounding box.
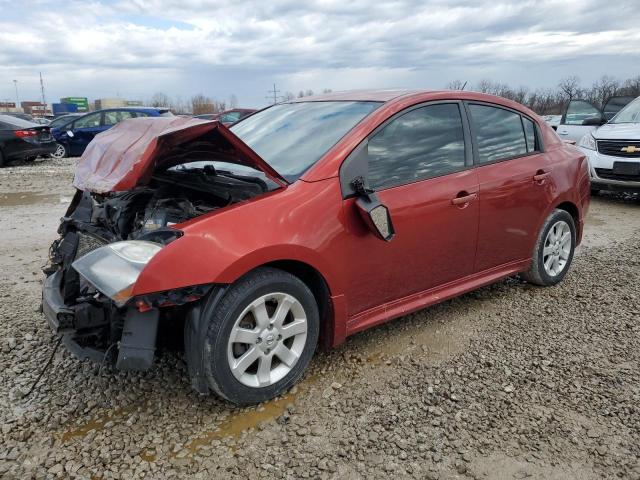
[0,192,68,207]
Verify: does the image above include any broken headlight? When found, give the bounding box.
[72,241,163,307]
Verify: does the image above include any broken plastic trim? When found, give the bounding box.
[134,284,213,312]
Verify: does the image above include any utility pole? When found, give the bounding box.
[39,72,46,105]
[13,80,19,108]
[265,84,281,104]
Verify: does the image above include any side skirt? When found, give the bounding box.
[346,259,530,336]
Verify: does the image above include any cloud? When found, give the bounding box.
[0,0,638,106]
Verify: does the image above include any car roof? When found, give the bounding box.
[289,89,424,103]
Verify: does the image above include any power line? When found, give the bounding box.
[265,83,281,104]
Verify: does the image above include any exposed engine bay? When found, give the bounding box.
[84,149,273,241]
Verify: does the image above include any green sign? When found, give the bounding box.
[61,97,89,112]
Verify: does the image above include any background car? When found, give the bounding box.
[577,96,640,193]
[555,96,637,142]
[50,107,173,158]
[195,108,256,125]
[0,114,56,166]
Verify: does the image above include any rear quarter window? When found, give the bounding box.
[468,104,528,163]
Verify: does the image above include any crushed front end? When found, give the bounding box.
[41,117,283,371]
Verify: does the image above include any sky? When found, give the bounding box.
[1,0,639,109]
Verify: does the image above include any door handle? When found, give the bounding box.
[558,130,569,135]
[451,192,477,206]
[533,171,551,183]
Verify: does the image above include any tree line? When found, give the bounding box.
[447,75,640,115]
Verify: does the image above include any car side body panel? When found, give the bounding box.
[121,91,587,349]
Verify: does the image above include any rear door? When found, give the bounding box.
[341,102,480,315]
[465,102,551,272]
[556,99,602,142]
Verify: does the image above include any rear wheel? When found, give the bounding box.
[50,143,67,159]
[202,267,319,405]
[522,209,576,286]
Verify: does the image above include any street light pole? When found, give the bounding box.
[13,80,19,109]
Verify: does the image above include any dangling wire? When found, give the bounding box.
[97,343,118,376]
[24,336,63,398]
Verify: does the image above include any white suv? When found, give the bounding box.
[576,96,640,193]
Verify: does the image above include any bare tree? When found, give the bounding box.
[558,76,581,101]
[191,94,215,115]
[322,88,333,94]
[149,92,172,108]
[305,89,314,97]
[282,91,295,102]
[590,75,620,109]
[297,90,305,98]
[446,80,467,90]
[228,94,238,109]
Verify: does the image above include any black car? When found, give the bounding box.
[0,115,57,166]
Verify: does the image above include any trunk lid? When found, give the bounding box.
[73,116,288,193]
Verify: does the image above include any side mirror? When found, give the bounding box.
[582,116,605,126]
[66,130,74,137]
[351,176,395,242]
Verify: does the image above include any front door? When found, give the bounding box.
[556,99,602,143]
[69,112,103,156]
[342,102,479,316]
[465,102,552,272]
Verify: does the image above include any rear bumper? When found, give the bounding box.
[7,141,57,160]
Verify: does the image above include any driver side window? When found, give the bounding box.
[367,103,467,190]
[73,112,101,129]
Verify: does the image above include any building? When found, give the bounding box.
[0,102,21,113]
[94,98,126,109]
[60,97,89,112]
[126,100,144,107]
[21,101,52,117]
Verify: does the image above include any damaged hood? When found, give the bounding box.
[73,116,288,193]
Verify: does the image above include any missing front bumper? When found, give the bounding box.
[42,271,159,371]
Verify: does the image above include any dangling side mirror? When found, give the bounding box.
[351,176,395,242]
[66,130,75,138]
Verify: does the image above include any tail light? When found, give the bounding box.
[15,130,38,138]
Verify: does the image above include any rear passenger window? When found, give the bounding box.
[468,104,528,163]
[522,117,537,152]
[368,103,466,190]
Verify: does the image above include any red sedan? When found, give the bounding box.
[43,90,590,405]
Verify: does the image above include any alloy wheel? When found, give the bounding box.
[51,143,66,159]
[227,292,308,388]
[542,220,572,277]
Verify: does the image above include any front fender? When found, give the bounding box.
[131,178,346,297]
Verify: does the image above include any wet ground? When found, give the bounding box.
[1,157,639,479]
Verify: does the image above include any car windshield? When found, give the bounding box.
[230,101,381,181]
[610,97,640,124]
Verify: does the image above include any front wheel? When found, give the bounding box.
[202,267,319,405]
[50,143,67,159]
[522,209,576,286]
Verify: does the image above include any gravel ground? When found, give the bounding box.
[1,157,639,479]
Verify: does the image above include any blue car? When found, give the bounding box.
[50,107,172,158]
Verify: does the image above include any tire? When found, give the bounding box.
[522,209,576,286]
[50,143,67,159]
[590,188,600,196]
[202,267,319,405]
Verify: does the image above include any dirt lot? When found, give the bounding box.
[1,157,639,480]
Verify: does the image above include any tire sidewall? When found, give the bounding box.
[534,210,576,286]
[203,272,319,405]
